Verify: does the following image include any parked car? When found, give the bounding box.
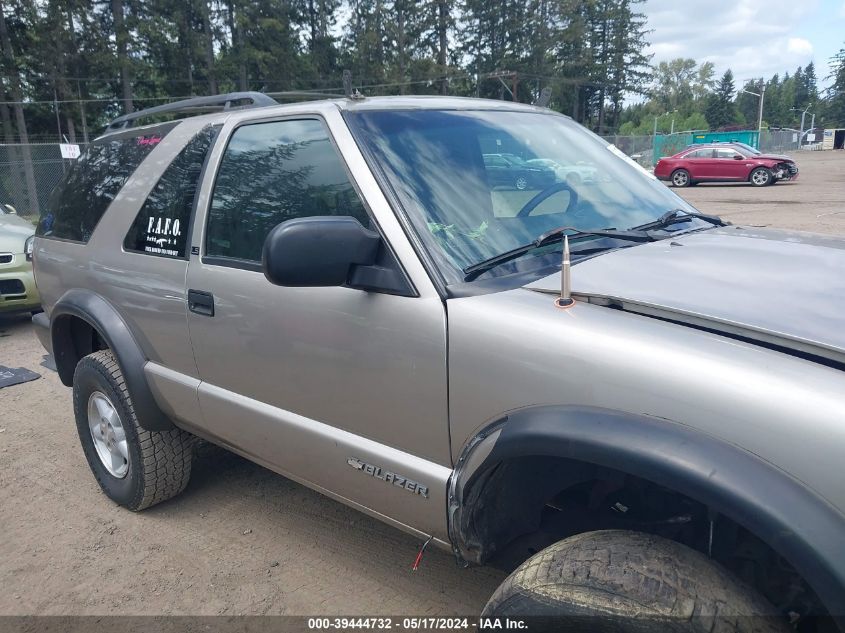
[526,157,600,184]
[655,143,798,187]
[482,152,556,190]
[686,141,795,162]
[32,93,844,628]
[0,206,39,314]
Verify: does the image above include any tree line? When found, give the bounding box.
[3,0,845,144]
[618,58,839,137]
[0,0,654,141]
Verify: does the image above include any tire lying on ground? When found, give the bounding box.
[73,349,195,511]
[482,530,788,633]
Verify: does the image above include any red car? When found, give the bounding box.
[655,143,798,187]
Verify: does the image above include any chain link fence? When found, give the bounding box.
[0,143,83,220]
[0,131,832,222]
[601,135,656,167]
[758,129,827,153]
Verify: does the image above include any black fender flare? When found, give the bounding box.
[50,289,173,431]
[448,405,845,617]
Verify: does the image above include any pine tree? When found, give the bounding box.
[704,69,737,129]
[826,48,845,126]
[804,61,818,102]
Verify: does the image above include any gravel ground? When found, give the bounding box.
[1,149,843,618]
[672,150,845,234]
[0,313,503,616]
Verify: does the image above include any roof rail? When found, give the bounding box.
[106,91,279,132]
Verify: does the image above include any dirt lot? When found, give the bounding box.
[672,150,845,235]
[1,149,843,618]
[0,320,503,617]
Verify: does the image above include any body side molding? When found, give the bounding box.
[448,405,845,617]
[49,289,173,430]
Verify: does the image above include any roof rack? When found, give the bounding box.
[105,91,279,132]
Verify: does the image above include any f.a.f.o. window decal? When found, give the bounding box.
[143,215,182,256]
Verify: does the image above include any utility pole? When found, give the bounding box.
[790,105,813,147]
[740,84,766,148]
[53,88,62,141]
[77,79,88,144]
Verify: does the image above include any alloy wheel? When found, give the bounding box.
[752,169,770,186]
[87,391,130,478]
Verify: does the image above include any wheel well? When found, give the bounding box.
[463,455,828,624]
[52,314,109,385]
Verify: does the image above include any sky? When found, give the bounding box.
[641,0,845,94]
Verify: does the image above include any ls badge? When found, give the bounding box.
[347,457,429,498]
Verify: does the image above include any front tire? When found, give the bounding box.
[750,167,773,187]
[515,176,528,190]
[73,350,194,511]
[671,169,690,187]
[483,530,787,632]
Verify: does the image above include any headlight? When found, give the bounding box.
[25,235,34,261]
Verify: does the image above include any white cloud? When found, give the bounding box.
[787,37,813,55]
[642,0,819,82]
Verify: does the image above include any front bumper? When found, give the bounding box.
[0,253,40,313]
[775,163,799,181]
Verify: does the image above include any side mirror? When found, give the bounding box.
[733,154,743,160]
[262,216,380,287]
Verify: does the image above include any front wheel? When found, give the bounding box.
[73,349,195,511]
[750,167,773,187]
[483,530,787,632]
[515,176,528,190]
[671,169,691,187]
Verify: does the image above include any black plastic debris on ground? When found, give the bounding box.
[40,354,57,372]
[0,365,41,389]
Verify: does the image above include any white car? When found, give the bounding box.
[527,158,600,184]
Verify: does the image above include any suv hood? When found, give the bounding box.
[525,226,845,365]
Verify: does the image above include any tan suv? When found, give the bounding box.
[32,92,845,629]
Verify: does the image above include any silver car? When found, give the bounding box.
[32,93,845,630]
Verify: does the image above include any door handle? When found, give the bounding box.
[188,289,215,317]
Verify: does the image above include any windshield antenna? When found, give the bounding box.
[342,69,364,100]
[555,235,575,309]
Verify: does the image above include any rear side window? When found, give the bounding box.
[37,124,175,242]
[685,149,712,158]
[206,118,369,263]
[123,125,219,258]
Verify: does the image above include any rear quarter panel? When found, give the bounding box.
[33,118,213,378]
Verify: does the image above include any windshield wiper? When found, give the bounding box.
[462,226,658,281]
[634,208,727,231]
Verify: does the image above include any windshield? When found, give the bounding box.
[347,109,700,283]
[732,143,760,156]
